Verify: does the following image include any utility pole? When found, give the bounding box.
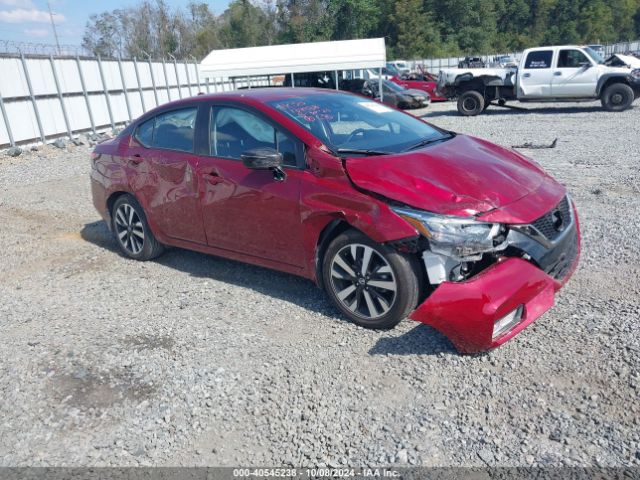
[47,1,61,55]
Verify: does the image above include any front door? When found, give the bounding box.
[551,49,598,97]
[518,49,554,98]
[198,105,307,268]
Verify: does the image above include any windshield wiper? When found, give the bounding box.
[405,132,456,152]
[336,148,392,156]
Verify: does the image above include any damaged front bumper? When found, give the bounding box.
[409,198,581,354]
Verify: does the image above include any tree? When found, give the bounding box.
[390,0,441,58]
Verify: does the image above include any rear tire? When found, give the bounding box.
[601,83,634,112]
[111,194,164,261]
[321,229,421,330]
[457,90,485,116]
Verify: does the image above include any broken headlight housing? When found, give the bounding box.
[392,206,507,260]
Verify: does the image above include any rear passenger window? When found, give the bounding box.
[152,108,197,152]
[524,51,553,69]
[135,118,154,146]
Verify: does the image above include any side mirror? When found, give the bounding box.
[241,147,282,170]
[363,88,374,97]
[580,62,592,69]
[241,147,286,181]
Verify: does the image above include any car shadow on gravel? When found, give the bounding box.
[81,220,335,317]
[420,105,609,119]
[369,323,456,356]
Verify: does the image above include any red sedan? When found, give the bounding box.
[391,73,448,101]
[91,89,579,353]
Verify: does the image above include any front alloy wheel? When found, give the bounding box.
[330,243,398,320]
[322,229,421,329]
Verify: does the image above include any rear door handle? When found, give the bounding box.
[204,172,224,185]
[554,71,562,76]
[128,154,143,165]
[523,73,531,78]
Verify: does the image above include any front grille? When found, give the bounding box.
[531,196,572,241]
[544,228,579,281]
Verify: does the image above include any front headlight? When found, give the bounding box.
[392,206,507,259]
[631,68,640,79]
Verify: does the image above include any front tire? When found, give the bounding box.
[601,83,634,112]
[457,90,485,116]
[321,229,421,329]
[111,194,164,261]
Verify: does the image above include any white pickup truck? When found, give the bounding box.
[436,45,640,116]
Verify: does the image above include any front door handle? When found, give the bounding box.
[554,71,562,76]
[204,172,224,185]
[523,73,531,78]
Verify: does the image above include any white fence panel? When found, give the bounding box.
[4,100,40,143]
[66,96,91,131]
[0,57,29,98]
[102,61,123,90]
[1,53,258,146]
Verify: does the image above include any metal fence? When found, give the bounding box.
[412,39,640,71]
[0,53,263,148]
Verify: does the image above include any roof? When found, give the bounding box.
[133,88,353,119]
[199,38,386,78]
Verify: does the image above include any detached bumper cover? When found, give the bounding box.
[409,258,558,353]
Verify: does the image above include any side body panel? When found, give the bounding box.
[517,48,556,98]
[127,141,206,244]
[550,48,599,97]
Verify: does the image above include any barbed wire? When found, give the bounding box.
[0,39,93,57]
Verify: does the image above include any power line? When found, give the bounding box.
[47,1,61,55]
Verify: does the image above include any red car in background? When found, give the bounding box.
[91,89,579,353]
[391,72,448,101]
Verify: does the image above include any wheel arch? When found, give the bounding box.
[314,218,354,289]
[596,74,632,97]
[106,190,131,217]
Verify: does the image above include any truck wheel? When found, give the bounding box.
[601,83,634,112]
[457,91,485,116]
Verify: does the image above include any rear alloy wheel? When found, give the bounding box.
[322,230,421,329]
[111,194,164,261]
[457,90,485,116]
[601,83,634,112]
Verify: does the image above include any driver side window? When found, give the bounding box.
[558,50,590,68]
[210,107,299,167]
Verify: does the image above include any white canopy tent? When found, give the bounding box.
[199,37,387,99]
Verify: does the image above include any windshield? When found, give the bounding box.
[384,80,405,92]
[267,92,449,155]
[584,47,604,64]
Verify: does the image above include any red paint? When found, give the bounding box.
[410,258,557,353]
[91,88,580,353]
[390,76,447,101]
[345,134,559,217]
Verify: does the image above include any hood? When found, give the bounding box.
[604,54,640,69]
[344,134,556,217]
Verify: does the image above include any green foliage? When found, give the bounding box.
[82,0,640,60]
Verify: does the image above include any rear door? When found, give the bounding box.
[518,50,554,98]
[551,48,598,97]
[197,104,307,267]
[129,106,207,244]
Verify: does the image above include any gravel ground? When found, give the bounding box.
[1,100,639,468]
